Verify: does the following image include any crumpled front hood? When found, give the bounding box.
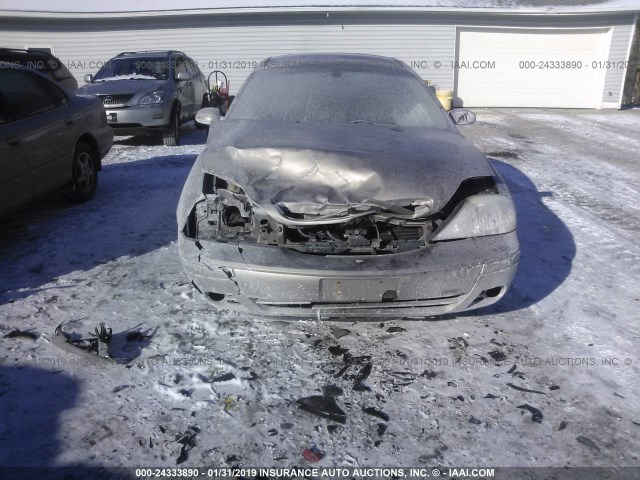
[76,79,167,96]
[200,119,494,215]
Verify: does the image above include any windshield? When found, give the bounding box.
[227,63,451,130]
[93,57,170,81]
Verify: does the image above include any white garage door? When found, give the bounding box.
[456,28,609,108]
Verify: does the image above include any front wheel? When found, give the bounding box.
[65,143,98,202]
[163,108,180,146]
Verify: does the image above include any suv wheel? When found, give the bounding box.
[163,108,180,146]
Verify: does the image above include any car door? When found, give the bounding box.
[0,69,77,202]
[0,84,33,218]
[173,55,194,121]
[188,58,207,110]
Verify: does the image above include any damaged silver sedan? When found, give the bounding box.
[177,54,519,319]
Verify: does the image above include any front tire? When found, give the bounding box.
[163,108,180,146]
[65,143,98,202]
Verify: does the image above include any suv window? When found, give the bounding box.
[174,56,189,78]
[187,58,200,76]
[0,70,58,120]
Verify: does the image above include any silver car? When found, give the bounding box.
[0,65,112,219]
[77,51,207,146]
[177,54,519,319]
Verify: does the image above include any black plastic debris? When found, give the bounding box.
[331,327,351,339]
[453,395,465,402]
[281,422,294,430]
[469,416,483,425]
[328,345,349,356]
[52,322,114,363]
[267,429,278,437]
[488,351,507,362]
[549,385,561,391]
[322,385,344,398]
[225,454,240,463]
[559,421,568,431]
[448,337,469,349]
[126,331,151,342]
[507,383,546,395]
[362,407,389,422]
[386,326,407,333]
[420,370,438,380]
[297,395,347,424]
[484,393,499,399]
[518,404,543,423]
[507,365,517,374]
[377,423,387,436]
[327,424,339,434]
[3,330,38,340]
[210,372,236,383]
[176,426,200,464]
[354,363,372,383]
[576,436,600,452]
[112,385,130,393]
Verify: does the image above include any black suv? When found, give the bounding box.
[0,48,77,91]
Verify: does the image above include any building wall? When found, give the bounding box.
[0,11,635,106]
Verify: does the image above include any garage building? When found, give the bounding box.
[0,0,638,109]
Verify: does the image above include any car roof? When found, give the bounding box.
[114,50,186,58]
[258,53,409,70]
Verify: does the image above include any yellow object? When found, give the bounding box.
[436,90,453,111]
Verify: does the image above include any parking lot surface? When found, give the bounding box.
[0,110,639,470]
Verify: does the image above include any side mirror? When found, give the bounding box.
[175,71,192,82]
[449,108,476,125]
[84,74,93,83]
[195,107,220,127]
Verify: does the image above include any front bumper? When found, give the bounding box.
[178,231,520,319]
[105,103,173,133]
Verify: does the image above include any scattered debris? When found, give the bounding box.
[518,404,543,423]
[507,365,517,374]
[267,429,278,437]
[377,423,387,436]
[322,385,344,398]
[559,421,568,431]
[297,396,347,424]
[613,392,625,398]
[469,416,483,425]
[302,445,325,463]
[330,327,350,339]
[210,372,236,383]
[362,407,389,422]
[3,330,38,341]
[549,385,561,391]
[328,345,349,356]
[507,383,546,395]
[576,436,600,452]
[484,393,499,399]
[112,385,130,393]
[420,370,438,380]
[52,322,114,363]
[176,426,200,465]
[488,351,507,362]
[281,422,294,430]
[327,425,339,434]
[226,455,240,463]
[453,395,465,402]
[386,326,407,333]
[223,397,236,415]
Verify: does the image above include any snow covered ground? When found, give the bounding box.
[0,110,639,476]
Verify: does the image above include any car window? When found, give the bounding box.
[93,57,169,81]
[228,64,452,130]
[174,56,189,77]
[187,58,200,76]
[0,70,58,120]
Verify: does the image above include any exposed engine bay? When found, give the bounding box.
[184,174,498,255]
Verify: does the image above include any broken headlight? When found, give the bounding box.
[432,194,516,241]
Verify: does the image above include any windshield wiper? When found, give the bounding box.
[349,120,395,126]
